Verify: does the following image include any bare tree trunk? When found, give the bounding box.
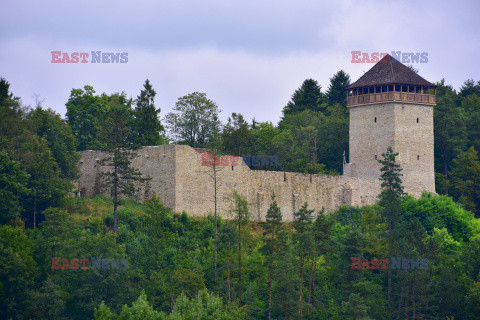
[268,273,272,320]
[412,287,415,320]
[113,160,118,233]
[307,256,318,319]
[346,273,349,302]
[238,221,242,303]
[214,165,218,283]
[33,197,36,230]
[443,143,449,195]
[388,268,392,314]
[227,251,231,305]
[299,257,304,318]
[395,281,405,320]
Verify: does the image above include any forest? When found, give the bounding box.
[1,71,480,319]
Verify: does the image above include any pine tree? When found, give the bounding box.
[282,79,325,116]
[434,80,467,194]
[326,70,351,107]
[307,211,334,318]
[271,236,299,319]
[219,222,238,305]
[449,146,480,216]
[377,146,404,314]
[260,193,284,319]
[377,146,404,232]
[133,79,166,146]
[97,95,146,233]
[338,229,364,303]
[222,113,251,156]
[292,202,314,318]
[225,190,250,303]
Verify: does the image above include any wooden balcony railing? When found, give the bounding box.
[347,92,436,107]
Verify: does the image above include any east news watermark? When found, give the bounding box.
[351,51,428,63]
[201,154,280,167]
[351,257,429,270]
[51,51,128,63]
[51,257,128,270]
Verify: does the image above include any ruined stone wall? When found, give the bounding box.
[78,145,177,208]
[171,145,380,221]
[77,145,382,221]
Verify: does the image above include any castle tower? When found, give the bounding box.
[344,54,436,196]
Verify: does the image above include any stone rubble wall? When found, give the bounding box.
[78,145,381,221]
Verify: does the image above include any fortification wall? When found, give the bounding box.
[77,145,381,221]
[173,145,380,221]
[78,145,177,208]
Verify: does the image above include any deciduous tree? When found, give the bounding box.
[165,92,222,148]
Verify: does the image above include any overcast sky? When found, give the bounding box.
[1,0,479,125]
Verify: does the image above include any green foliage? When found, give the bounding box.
[0,225,38,318]
[0,151,29,224]
[20,133,72,228]
[316,112,349,173]
[28,107,80,179]
[133,79,166,146]
[225,190,250,303]
[168,289,245,319]
[378,146,404,196]
[66,85,109,151]
[261,193,284,267]
[282,79,325,116]
[3,74,480,320]
[292,203,314,317]
[402,193,479,242]
[0,77,23,154]
[29,277,67,320]
[260,194,284,319]
[449,146,480,215]
[97,95,146,232]
[271,237,299,319]
[340,293,372,320]
[94,291,165,320]
[459,78,480,98]
[222,113,251,156]
[326,70,351,107]
[165,92,222,148]
[377,146,404,235]
[434,80,467,189]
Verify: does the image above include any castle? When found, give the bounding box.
[77,55,437,221]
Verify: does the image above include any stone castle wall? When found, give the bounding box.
[78,145,177,208]
[77,145,381,221]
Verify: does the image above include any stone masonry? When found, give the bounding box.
[76,54,436,221]
[78,145,381,221]
[344,102,435,197]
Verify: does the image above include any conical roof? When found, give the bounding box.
[347,54,436,89]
